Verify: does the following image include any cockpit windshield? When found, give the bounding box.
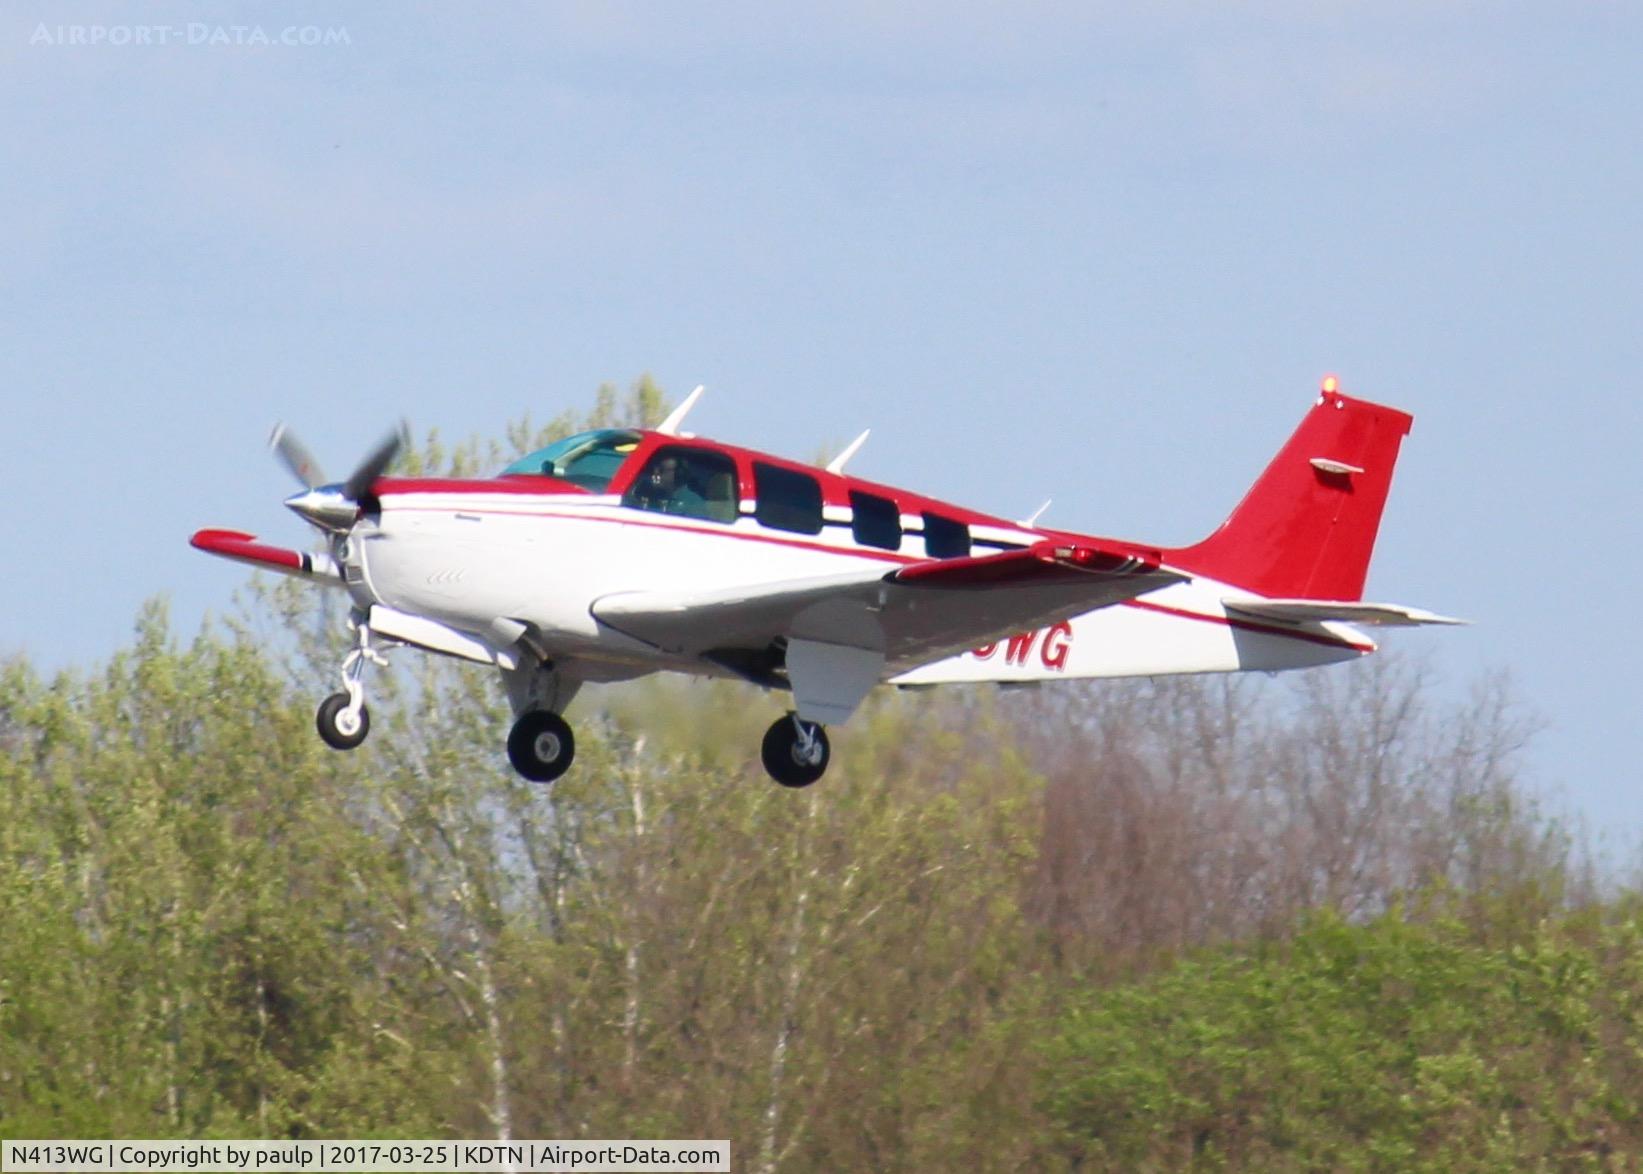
[500,429,643,492]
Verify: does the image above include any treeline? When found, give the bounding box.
[0,380,1636,1169]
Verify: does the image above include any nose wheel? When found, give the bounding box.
[316,620,386,751]
[761,714,831,788]
[316,692,371,749]
[508,709,576,783]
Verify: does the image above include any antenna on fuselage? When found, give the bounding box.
[657,385,705,436]
[1018,499,1052,528]
[825,429,871,474]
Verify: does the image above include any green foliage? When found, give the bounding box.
[0,606,411,1137]
[1042,910,1643,1170]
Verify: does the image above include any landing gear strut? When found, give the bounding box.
[507,710,576,783]
[317,621,387,751]
[761,713,831,788]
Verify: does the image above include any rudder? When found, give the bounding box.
[1167,384,1414,600]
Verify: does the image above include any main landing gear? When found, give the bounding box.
[507,709,575,783]
[761,713,831,788]
[501,660,582,785]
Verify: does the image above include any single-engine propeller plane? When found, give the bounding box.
[191,378,1461,787]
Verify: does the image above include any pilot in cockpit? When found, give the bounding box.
[637,455,699,515]
[628,450,737,521]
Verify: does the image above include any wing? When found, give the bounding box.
[190,529,342,584]
[592,539,1182,723]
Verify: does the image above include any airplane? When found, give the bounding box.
[190,377,1461,787]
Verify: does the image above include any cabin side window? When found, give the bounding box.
[923,512,971,559]
[850,491,902,551]
[622,446,739,524]
[753,462,824,535]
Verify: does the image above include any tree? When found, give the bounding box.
[1011,654,1579,978]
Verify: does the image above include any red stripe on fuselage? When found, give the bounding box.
[375,475,590,496]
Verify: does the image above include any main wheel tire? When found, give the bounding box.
[316,692,370,750]
[507,710,576,783]
[761,716,830,788]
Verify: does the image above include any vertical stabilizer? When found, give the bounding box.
[1167,384,1414,600]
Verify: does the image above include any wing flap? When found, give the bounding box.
[891,540,1169,587]
[1223,597,1467,627]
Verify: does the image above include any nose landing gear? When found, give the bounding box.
[761,713,831,788]
[316,622,388,751]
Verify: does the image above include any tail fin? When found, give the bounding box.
[1167,384,1414,600]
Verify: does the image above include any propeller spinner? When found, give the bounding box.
[271,421,409,533]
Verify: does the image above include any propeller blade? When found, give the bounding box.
[342,421,410,502]
[269,423,328,490]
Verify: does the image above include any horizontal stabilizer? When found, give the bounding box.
[1223,597,1467,627]
[190,529,341,583]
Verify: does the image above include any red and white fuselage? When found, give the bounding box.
[337,477,1370,683]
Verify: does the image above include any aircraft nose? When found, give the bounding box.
[283,485,360,532]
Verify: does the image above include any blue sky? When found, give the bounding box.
[3,4,1639,840]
